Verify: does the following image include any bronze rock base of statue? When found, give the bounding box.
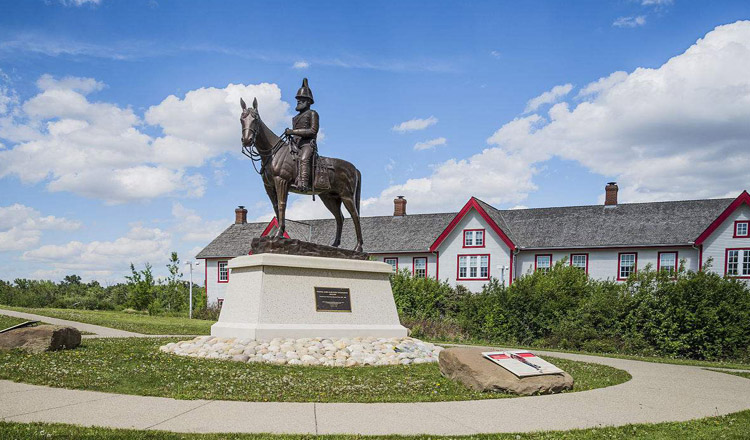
[251,236,369,260]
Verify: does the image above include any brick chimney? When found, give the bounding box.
[393,196,407,216]
[235,205,248,224]
[605,182,618,206]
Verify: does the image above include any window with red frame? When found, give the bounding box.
[535,254,552,273]
[463,229,484,247]
[570,254,588,273]
[413,257,427,278]
[657,252,677,275]
[384,257,398,272]
[735,221,749,238]
[618,253,637,280]
[726,249,750,277]
[658,252,678,276]
[218,261,229,282]
[458,255,489,280]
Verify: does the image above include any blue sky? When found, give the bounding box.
[1,0,749,282]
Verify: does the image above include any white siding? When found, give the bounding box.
[515,247,699,282]
[702,204,750,276]
[436,210,512,292]
[204,258,231,306]
[372,253,438,279]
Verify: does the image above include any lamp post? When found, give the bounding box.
[185,260,201,319]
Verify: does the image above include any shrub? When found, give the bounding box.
[390,260,750,362]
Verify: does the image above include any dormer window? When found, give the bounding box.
[463,229,485,248]
[734,221,749,238]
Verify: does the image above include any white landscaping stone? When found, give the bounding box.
[160,336,442,368]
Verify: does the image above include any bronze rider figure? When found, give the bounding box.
[284,78,318,192]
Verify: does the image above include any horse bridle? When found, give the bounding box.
[242,111,259,149]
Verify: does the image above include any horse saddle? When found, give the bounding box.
[292,154,333,193]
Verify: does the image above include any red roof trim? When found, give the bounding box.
[695,191,750,245]
[260,218,291,239]
[429,198,516,252]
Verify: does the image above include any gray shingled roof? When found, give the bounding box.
[196,197,734,258]
[485,197,733,249]
[196,212,456,258]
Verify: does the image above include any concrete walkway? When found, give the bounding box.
[0,308,143,338]
[2,349,750,435]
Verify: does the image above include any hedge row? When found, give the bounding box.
[392,260,750,362]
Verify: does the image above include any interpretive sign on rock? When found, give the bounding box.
[439,347,573,395]
[315,287,352,312]
[482,350,564,377]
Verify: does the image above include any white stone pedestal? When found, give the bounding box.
[210,253,408,340]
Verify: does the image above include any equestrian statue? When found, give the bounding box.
[240,78,364,252]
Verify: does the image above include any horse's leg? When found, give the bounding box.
[319,193,343,247]
[274,177,290,238]
[341,196,364,252]
[264,183,279,221]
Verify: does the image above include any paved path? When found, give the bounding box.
[0,309,143,338]
[2,348,750,435]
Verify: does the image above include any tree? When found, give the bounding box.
[125,263,155,311]
[163,252,186,312]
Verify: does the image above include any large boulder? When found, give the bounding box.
[439,347,573,396]
[0,325,81,353]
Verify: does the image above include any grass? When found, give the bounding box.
[710,370,750,380]
[0,337,629,403]
[0,306,214,335]
[2,409,750,439]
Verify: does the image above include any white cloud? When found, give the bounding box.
[22,225,171,272]
[293,60,310,69]
[0,204,80,252]
[0,76,289,203]
[145,82,290,166]
[392,116,438,133]
[641,0,672,5]
[171,202,228,242]
[576,71,628,98]
[487,20,750,203]
[59,0,101,6]
[613,16,647,28]
[413,137,447,151]
[525,84,573,113]
[359,146,538,216]
[490,50,501,58]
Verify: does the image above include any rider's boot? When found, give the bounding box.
[299,158,311,192]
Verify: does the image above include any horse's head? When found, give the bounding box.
[240,97,259,147]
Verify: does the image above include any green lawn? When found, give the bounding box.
[710,370,750,380]
[2,409,750,439]
[0,337,629,403]
[0,306,214,335]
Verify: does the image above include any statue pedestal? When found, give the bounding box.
[210,253,408,340]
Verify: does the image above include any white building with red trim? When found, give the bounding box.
[197,183,750,306]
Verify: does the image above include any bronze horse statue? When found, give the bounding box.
[240,98,364,252]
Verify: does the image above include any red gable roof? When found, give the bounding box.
[695,191,750,245]
[429,197,516,252]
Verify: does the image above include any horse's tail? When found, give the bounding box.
[355,168,362,214]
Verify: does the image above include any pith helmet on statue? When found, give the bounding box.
[296,78,314,104]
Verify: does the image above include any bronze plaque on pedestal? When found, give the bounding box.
[315,287,352,312]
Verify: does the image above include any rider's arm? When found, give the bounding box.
[289,111,319,138]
